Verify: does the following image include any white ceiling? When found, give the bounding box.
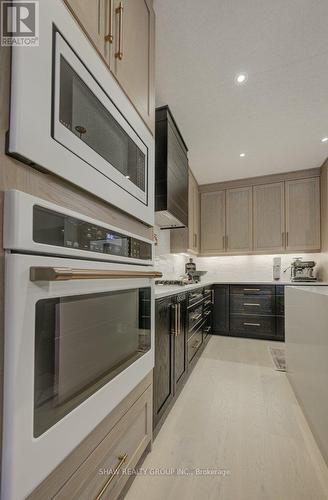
[154,0,328,185]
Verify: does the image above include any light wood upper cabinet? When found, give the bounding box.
[170,170,200,254]
[64,0,155,134]
[200,191,225,255]
[189,172,200,252]
[64,0,110,60]
[253,182,285,252]
[285,177,320,251]
[111,0,155,132]
[226,187,252,253]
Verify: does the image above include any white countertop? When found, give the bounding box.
[288,285,328,295]
[154,280,328,298]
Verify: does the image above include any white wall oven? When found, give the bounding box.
[7,0,154,225]
[2,191,160,500]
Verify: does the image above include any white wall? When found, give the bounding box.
[154,227,328,282]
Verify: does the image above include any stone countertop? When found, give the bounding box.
[154,280,328,298]
[288,285,328,295]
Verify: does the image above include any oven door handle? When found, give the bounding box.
[30,267,163,282]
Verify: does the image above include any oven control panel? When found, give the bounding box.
[33,205,152,260]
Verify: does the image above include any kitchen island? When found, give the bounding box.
[285,285,328,465]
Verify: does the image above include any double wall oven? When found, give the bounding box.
[2,190,160,500]
[7,0,154,225]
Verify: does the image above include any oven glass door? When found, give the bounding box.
[34,286,151,437]
[53,32,148,204]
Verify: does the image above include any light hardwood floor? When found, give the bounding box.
[125,336,328,500]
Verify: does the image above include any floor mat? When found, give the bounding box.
[268,346,286,371]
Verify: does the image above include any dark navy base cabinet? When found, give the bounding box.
[213,284,285,341]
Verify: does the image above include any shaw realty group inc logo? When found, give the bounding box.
[1,0,39,46]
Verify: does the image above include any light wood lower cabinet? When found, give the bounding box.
[64,0,155,134]
[200,190,225,254]
[226,186,252,253]
[27,374,152,500]
[253,182,285,252]
[285,177,321,251]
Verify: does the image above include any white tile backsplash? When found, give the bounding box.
[154,227,328,282]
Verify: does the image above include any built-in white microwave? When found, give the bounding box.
[7,0,154,226]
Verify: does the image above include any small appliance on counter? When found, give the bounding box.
[185,258,207,283]
[290,257,317,282]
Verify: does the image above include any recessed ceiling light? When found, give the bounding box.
[239,153,246,158]
[235,73,248,85]
[321,137,328,143]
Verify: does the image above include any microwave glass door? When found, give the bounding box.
[53,32,148,204]
[34,287,151,437]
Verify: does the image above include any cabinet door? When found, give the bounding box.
[64,0,109,60]
[226,186,252,253]
[170,171,199,254]
[253,182,285,252]
[112,0,155,133]
[200,191,225,254]
[153,299,174,428]
[285,177,320,251]
[193,177,200,252]
[213,285,229,334]
[174,300,187,392]
[188,172,200,252]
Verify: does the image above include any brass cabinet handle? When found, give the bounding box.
[243,322,260,327]
[243,288,260,292]
[174,304,178,337]
[222,235,225,249]
[226,235,228,249]
[115,1,124,59]
[286,231,289,247]
[104,0,113,42]
[178,303,181,335]
[95,453,128,500]
[30,267,162,282]
[243,303,260,306]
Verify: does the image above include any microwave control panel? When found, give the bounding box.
[32,205,152,260]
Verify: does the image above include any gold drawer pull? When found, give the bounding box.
[243,288,260,292]
[115,1,124,60]
[104,0,113,42]
[243,303,260,306]
[243,322,260,327]
[95,453,128,500]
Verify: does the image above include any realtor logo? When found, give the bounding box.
[1,1,39,46]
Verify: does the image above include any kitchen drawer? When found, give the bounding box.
[188,290,204,307]
[230,285,274,295]
[188,329,203,363]
[276,295,285,316]
[188,304,203,335]
[230,315,275,337]
[230,294,274,315]
[54,386,152,500]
